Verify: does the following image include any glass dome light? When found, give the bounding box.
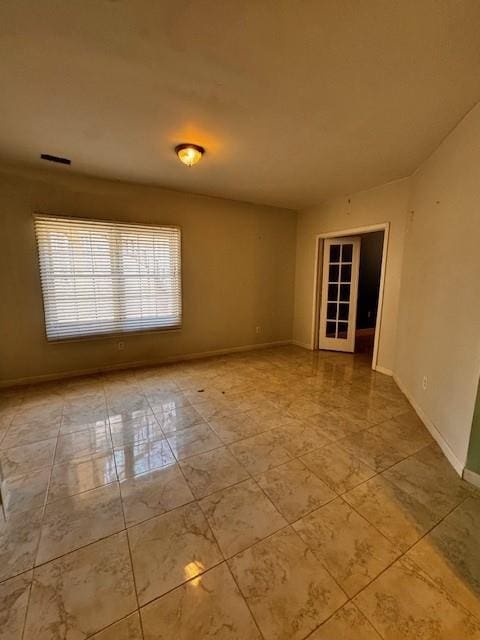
[175,143,205,166]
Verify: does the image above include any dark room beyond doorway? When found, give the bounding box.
[355,230,384,354]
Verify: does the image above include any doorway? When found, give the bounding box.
[315,223,388,370]
[355,230,384,355]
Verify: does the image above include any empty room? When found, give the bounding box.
[1,1,480,639]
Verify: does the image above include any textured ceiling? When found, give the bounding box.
[1,0,480,208]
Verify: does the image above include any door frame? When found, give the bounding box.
[311,222,390,371]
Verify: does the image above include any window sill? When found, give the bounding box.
[45,324,182,344]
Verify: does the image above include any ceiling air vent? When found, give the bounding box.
[40,154,71,165]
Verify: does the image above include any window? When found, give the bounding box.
[34,214,182,340]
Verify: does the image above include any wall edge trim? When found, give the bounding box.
[375,365,393,376]
[0,340,292,388]
[291,339,313,350]
[463,468,480,489]
[393,373,465,477]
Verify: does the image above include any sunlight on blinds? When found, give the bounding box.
[34,215,182,340]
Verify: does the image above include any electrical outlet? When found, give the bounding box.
[117,341,125,351]
[255,326,261,334]
[422,375,428,391]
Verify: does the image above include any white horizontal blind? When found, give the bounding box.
[34,215,182,340]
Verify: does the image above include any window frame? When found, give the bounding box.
[34,213,183,343]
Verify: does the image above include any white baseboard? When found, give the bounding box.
[393,374,465,477]
[375,365,393,376]
[0,478,6,522]
[291,339,313,350]
[0,340,292,388]
[463,468,480,489]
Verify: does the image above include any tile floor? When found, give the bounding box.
[0,345,479,639]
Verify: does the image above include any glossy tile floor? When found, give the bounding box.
[0,345,479,639]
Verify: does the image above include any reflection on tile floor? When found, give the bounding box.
[0,345,479,639]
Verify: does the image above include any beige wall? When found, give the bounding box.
[293,104,480,475]
[293,178,410,372]
[395,104,480,470]
[2,104,479,476]
[0,166,297,384]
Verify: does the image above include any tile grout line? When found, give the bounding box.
[223,558,268,640]
[0,412,449,509]
[293,461,472,634]
[0,412,446,580]
[345,494,475,625]
[4,473,414,591]
[176,381,476,632]
[136,556,227,610]
[4,458,255,580]
[349,600,386,640]
[18,573,34,640]
[82,611,141,639]
[20,391,65,640]
[103,370,146,640]
[292,459,476,635]
[1,348,472,639]
[0,384,414,473]
[226,520,351,639]
[129,377,219,637]
[302,597,385,640]
[148,385,287,640]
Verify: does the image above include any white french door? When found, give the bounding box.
[318,236,360,352]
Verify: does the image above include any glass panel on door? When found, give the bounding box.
[318,237,361,352]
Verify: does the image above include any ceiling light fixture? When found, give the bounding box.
[175,143,205,167]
